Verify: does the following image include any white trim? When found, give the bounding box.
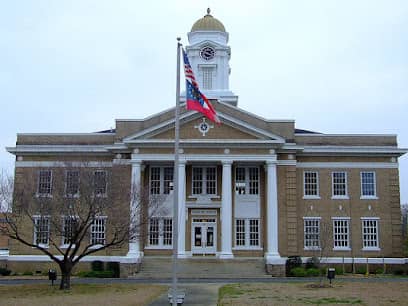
[297,162,398,169]
[300,146,407,155]
[6,254,141,263]
[303,216,322,220]
[331,216,351,220]
[7,145,110,154]
[361,217,380,220]
[15,161,113,168]
[298,257,408,265]
[303,170,319,198]
[331,171,348,198]
[131,154,277,163]
[360,171,377,198]
[16,133,115,136]
[296,134,397,137]
[277,160,297,166]
[361,217,380,250]
[362,247,381,251]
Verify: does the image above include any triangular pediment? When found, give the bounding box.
[122,104,288,145]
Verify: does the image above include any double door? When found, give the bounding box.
[191,218,216,254]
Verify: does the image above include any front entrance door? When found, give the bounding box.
[191,218,216,254]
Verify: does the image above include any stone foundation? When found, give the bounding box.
[266,264,286,276]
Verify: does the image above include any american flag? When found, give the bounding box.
[183,49,199,88]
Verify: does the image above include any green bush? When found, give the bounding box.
[91,261,104,272]
[77,270,114,278]
[0,267,11,276]
[106,262,120,278]
[306,268,320,277]
[356,266,367,274]
[286,256,302,277]
[22,271,33,276]
[393,269,404,276]
[305,257,320,269]
[335,267,344,275]
[291,267,307,277]
[375,268,384,275]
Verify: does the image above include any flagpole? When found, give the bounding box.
[172,37,182,306]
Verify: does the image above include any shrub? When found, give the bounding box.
[77,270,114,278]
[305,257,320,269]
[0,267,11,276]
[286,256,302,276]
[22,271,33,276]
[356,266,367,274]
[306,268,320,277]
[335,267,344,275]
[91,260,104,272]
[106,262,120,278]
[393,269,404,276]
[291,267,307,277]
[375,268,384,275]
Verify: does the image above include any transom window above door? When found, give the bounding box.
[235,167,259,195]
[192,167,217,195]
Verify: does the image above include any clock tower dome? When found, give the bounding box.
[184,8,238,106]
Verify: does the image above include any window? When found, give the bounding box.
[65,170,80,197]
[62,216,77,246]
[90,217,106,245]
[34,216,50,247]
[94,170,107,196]
[361,218,379,249]
[303,171,319,198]
[332,172,348,198]
[304,218,320,249]
[150,167,174,195]
[148,218,173,247]
[201,67,213,89]
[192,167,217,195]
[235,167,259,195]
[361,172,377,198]
[333,218,350,250]
[235,218,260,248]
[37,170,52,196]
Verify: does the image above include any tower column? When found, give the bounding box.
[220,160,234,259]
[265,160,280,261]
[127,160,143,259]
[177,161,187,258]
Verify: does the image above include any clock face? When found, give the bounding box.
[200,46,215,61]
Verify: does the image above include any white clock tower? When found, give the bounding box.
[184,8,238,106]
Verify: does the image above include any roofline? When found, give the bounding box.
[16,133,115,136]
[295,133,398,137]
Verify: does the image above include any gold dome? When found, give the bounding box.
[191,8,226,32]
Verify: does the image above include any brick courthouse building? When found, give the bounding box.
[5,10,407,275]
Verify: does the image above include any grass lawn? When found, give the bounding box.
[0,283,166,306]
[218,281,408,305]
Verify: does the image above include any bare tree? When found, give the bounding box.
[0,164,165,290]
[0,169,13,212]
[309,220,332,286]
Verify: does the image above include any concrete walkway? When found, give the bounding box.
[148,283,221,306]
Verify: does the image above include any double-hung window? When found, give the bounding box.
[361,218,379,250]
[235,167,259,195]
[90,217,106,245]
[33,216,50,247]
[303,171,319,199]
[304,217,321,250]
[234,218,260,248]
[192,167,217,196]
[94,170,107,197]
[360,171,377,199]
[37,170,52,197]
[332,218,350,250]
[148,217,173,248]
[150,166,174,195]
[62,216,77,247]
[65,170,80,197]
[332,171,348,199]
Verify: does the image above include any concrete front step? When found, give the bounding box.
[134,256,268,279]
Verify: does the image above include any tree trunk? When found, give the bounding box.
[59,262,73,290]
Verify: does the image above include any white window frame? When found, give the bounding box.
[331,171,349,199]
[200,65,215,90]
[61,215,78,248]
[235,166,260,195]
[65,170,80,198]
[332,217,351,250]
[90,216,107,247]
[360,171,377,199]
[146,217,173,249]
[37,170,53,197]
[303,171,320,199]
[93,170,107,197]
[191,166,217,196]
[33,215,50,248]
[361,217,380,251]
[303,217,321,250]
[149,166,174,195]
[233,218,261,249]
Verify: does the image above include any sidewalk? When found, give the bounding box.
[148,283,221,306]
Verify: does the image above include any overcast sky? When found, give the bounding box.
[0,0,407,202]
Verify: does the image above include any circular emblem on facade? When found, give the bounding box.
[194,118,214,136]
[200,46,215,61]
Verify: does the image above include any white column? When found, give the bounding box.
[220,160,234,259]
[265,160,281,261]
[177,161,187,258]
[127,160,143,259]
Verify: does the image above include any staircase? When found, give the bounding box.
[133,256,269,279]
